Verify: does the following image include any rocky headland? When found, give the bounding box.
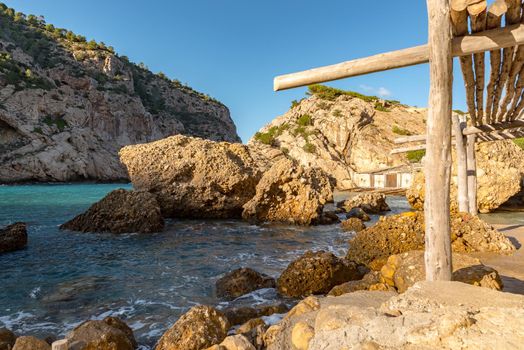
[0,5,239,183]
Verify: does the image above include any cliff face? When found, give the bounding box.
[248,88,427,189]
[0,5,239,183]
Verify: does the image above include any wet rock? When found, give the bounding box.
[317,211,341,225]
[0,328,16,350]
[337,193,390,214]
[242,159,333,225]
[216,268,276,300]
[12,336,50,350]
[380,250,503,293]
[219,335,255,350]
[328,271,381,296]
[60,189,164,234]
[223,304,289,326]
[120,135,261,219]
[0,222,27,254]
[340,218,366,232]
[346,211,516,269]
[42,276,110,303]
[345,208,370,221]
[66,318,135,350]
[277,251,363,297]
[156,305,229,350]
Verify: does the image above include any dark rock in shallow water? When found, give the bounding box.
[223,303,289,326]
[0,328,17,350]
[216,268,276,300]
[277,251,363,298]
[60,189,164,234]
[346,208,370,222]
[66,317,135,350]
[0,222,27,254]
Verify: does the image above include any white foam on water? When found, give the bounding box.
[262,313,285,326]
[29,286,41,299]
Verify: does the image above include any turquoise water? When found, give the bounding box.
[0,184,444,348]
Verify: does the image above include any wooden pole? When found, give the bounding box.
[453,115,469,212]
[466,134,478,215]
[424,0,453,282]
[274,23,524,91]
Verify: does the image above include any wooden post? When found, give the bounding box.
[466,134,478,214]
[453,114,469,212]
[52,339,69,350]
[424,0,453,281]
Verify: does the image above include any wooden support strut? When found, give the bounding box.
[424,0,453,281]
[466,134,478,215]
[274,23,524,91]
[453,114,470,212]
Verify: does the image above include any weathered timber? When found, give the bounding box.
[274,23,524,91]
[453,115,470,212]
[497,45,524,121]
[476,128,524,141]
[469,1,488,124]
[424,0,453,281]
[466,134,478,215]
[462,119,524,134]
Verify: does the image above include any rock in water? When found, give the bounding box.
[12,336,50,350]
[0,222,27,253]
[345,208,370,221]
[156,305,230,350]
[120,135,261,219]
[242,159,333,225]
[0,328,17,350]
[60,189,164,234]
[337,193,390,214]
[216,268,276,300]
[346,211,516,269]
[277,251,363,297]
[222,304,289,326]
[66,318,136,350]
[380,250,503,293]
[340,218,366,232]
[407,140,524,213]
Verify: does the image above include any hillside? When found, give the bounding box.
[0,3,240,183]
[249,85,428,189]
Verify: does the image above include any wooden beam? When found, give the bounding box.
[453,115,470,212]
[390,144,429,154]
[424,0,453,282]
[469,1,487,123]
[466,134,478,215]
[462,119,524,135]
[274,23,524,91]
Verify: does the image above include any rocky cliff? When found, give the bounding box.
[248,85,427,189]
[0,4,239,183]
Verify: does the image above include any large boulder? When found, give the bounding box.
[340,218,366,232]
[0,328,16,350]
[346,211,516,270]
[66,317,136,350]
[12,336,50,350]
[337,192,390,214]
[216,268,276,300]
[120,135,261,219]
[277,251,363,297]
[222,304,289,326]
[407,140,524,213]
[60,189,164,234]
[242,159,333,225]
[380,250,503,293]
[0,222,27,253]
[156,305,230,350]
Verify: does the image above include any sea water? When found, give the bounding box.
[3,184,508,348]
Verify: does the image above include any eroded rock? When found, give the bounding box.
[0,222,27,253]
[328,271,381,296]
[337,193,390,214]
[60,189,164,234]
[340,218,366,232]
[216,268,275,300]
[12,336,50,350]
[66,318,135,350]
[222,304,288,326]
[0,328,16,350]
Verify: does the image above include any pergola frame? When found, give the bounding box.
[274,0,522,281]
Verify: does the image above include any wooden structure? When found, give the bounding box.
[274,0,524,281]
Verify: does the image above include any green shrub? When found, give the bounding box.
[303,142,316,153]
[332,109,343,118]
[297,114,312,126]
[254,124,289,145]
[453,109,466,115]
[317,101,330,110]
[406,150,426,163]
[43,115,67,131]
[374,102,390,112]
[513,138,524,149]
[290,99,301,109]
[392,125,412,136]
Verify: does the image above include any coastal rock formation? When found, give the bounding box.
[345,207,370,221]
[346,211,516,269]
[337,192,390,214]
[0,8,239,183]
[12,336,50,350]
[60,189,164,234]
[380,251,503,292]
[241,159,333,225]
[215,268,276,300]
[328,271,382,296]
[407,140,524,213]
[0,222,27,253]
[236,318,267,350]
[248,86,427,190]
[277,251,363,297]
[66,318,136,350]
[265,281,524,350]
[340,218,366,232]
[219,335,255,350]
[120,135,261,219]
[0,328,16,350]
[156,305,230,350]
[222,304,289,326]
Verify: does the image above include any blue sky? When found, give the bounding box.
[3,0,469,142]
